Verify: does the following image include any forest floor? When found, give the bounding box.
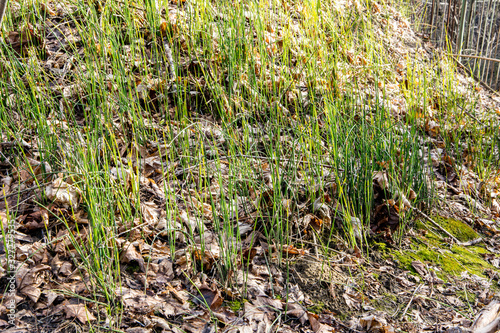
[0,0,500,332]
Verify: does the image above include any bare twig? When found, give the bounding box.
[449,54,500,64]
[411,206,459,243]
[400,284,422,319]
[458,237,483,246]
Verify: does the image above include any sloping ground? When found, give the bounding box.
[0,0,499,332]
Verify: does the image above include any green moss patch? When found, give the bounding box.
[393,243,492,280]
[415,216,479,242]
[391,216,496,281]
[307,301,326,314]
[226,300,244,312]
[433,216,479,242]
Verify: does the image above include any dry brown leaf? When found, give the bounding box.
[116,287,187,316]
[373,171,389,190]
[286,302,308,325]
[243,301,274,332]
[58,261,73,276]
[120,241,146,272]
[411,261,427,277]
[194,286,223,310]
[308,312,335,332]
[359,315,394,333]
[471,300,500,333]
[343,285,362,311]
[16,264,50,303]
[141,201,160,225]
[20,285,41,304]
[62,302,96,323]
[45,177,81,209]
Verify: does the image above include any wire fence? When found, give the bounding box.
[409,0,500,90]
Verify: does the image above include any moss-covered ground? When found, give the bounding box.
[390,216,497,282]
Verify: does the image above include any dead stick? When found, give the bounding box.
[449,53,500,64]
[411,206,459,243]
[400,284,422,319]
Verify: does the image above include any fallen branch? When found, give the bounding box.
[411,206,459,243]
[400,284,422,319]
[449,53,500,64]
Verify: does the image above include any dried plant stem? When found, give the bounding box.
[400,284,422,319]
[163,38,177,93]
